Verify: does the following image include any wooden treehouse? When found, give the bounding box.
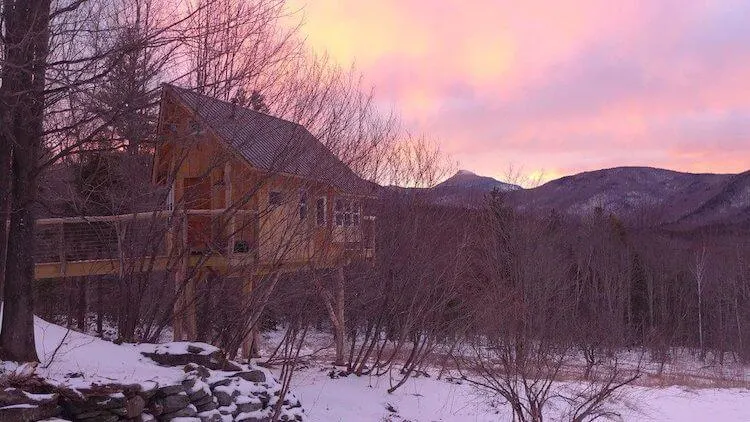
[32,83,378,347]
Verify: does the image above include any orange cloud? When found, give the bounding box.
[290,0,750,183]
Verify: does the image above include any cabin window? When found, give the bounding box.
[299,189,308,220]
[333,198,361,227]
[335,199,344,226]
[269,190,282,207]
[344,201,352,227]
[166,183,175,211]
[352,201,360,226]
[316,197,326,226]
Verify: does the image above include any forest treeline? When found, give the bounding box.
[38,165,750,367]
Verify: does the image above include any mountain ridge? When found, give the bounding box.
[396,166,750,229]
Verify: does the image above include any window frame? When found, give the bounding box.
[316,196,327,227]
[334,199,344,227]
[352,201,360,226]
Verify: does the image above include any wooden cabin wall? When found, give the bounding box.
[157,92,371,269]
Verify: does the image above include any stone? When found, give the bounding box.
[191,394,214,408]
[126,395,147,418]
[140,387,158,400]
[209,378,232,389]
[110,407,128,416]
[158,393,191,414]
[159,403,197,420]
[81,415,118,422]
[184,365,211,380]
[142,348,241,371]
[234,370,266,383]
[256,392,270,407]
[213,390,233,407]
[182,378,197,391]
[75,409,112,419]
[236,401,263,413]
[236,416,271,422]
[95,394,127,409]
[189,388,209,403]
[0,403,60,422]
[0,389,58,407]
[149,400,164,416]
[195,400,218,413]
[156,385,186,397]
[218,404,236,415]
[199,414,222,422]
[187,345,205,354]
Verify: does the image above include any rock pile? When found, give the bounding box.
[0,387,60,421]
[0,342,305,422]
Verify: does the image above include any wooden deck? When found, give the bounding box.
[32,209,374,280]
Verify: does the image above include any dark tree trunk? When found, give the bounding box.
[77,277,87,332]
[0,0,51,362]
[96,280,104,337]
[0,142,11,301]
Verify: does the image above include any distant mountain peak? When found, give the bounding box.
[437,169,521,192]
[454,169,477,177]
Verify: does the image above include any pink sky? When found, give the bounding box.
[293,0,750,184]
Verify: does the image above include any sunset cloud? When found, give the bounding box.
[292,0,750,184]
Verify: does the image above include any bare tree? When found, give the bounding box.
[0,0,52,362]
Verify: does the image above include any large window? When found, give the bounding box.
[334,198,361,227]
[316,197,326,226]
[335,199,344,226]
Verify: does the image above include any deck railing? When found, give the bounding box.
[27,207,373,279]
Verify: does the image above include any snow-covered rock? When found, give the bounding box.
[0,318,305,421]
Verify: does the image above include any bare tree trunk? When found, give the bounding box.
[695,247,707,360]
[333,266,346,366]
[0,142,11,301]
[0,0,51,362]
[77,277,87,332]
[97,279,104,337]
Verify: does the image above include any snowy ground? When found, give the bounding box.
[257,328,750,421]
[291,366,750,421]
[32,316,187,390]
[14,320,750,421]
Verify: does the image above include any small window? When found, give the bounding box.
[269,190,282,207]
[316,197,326,227]
[335,199,344,226]
[344,201,352,227]
[299,189,308,221]
[166,183,175,211]
[352,201,360,226]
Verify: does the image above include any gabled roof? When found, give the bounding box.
[162,84,375,195]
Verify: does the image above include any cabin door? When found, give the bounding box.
[184,177,212,251]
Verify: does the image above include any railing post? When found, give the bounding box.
[58,222,67,277]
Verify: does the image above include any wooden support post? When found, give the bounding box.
[240,277,258,360]
[183,272,198,340]
[173,210,199,341]
[225,162,234,257]
[172,213,190,341]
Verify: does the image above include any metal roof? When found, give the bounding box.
[164,84,374,194]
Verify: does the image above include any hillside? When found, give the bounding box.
[385,170,520,207]
[507,167,742,224]
[401,166,750,229]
